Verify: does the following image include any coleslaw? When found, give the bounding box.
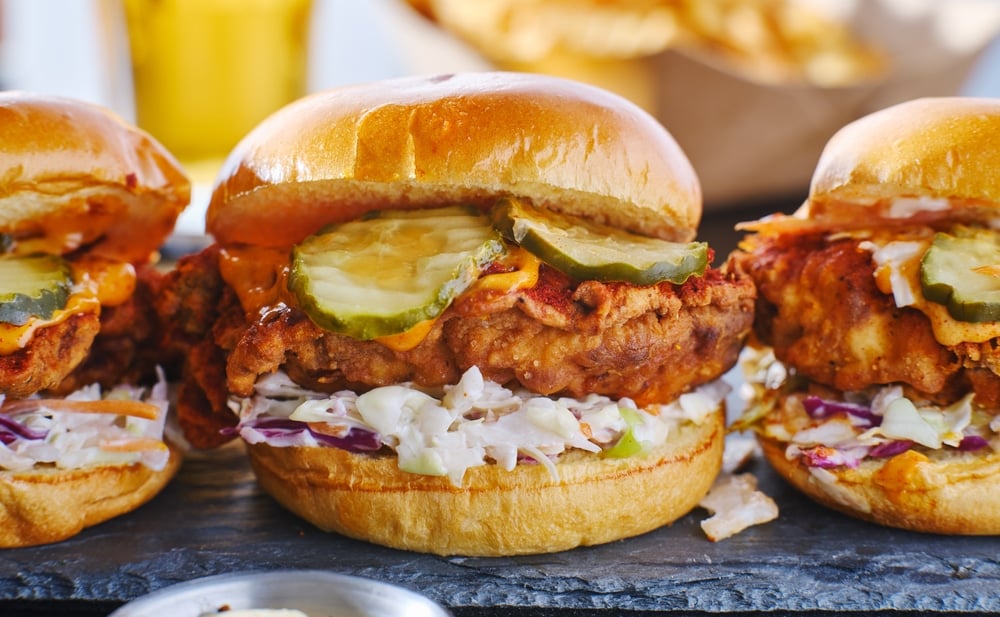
[0,368,171,472]
[736,347,999,469]
[229,366,728,486]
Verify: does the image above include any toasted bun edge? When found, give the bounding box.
[758,433,1000,535]
[0,442,184,548]
[246,408,724,556]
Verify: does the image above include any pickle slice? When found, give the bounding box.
[289,206,506,340]
[0,254,72,326]
[920,228,1000,322]
[492,199,708,285]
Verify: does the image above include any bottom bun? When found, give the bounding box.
[247,409,724,556]
[759,434,1000,535]
[0,442,183,548]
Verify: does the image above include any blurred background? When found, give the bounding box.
[1,0,999,252]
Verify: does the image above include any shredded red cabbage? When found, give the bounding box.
[0,416,48,443]
[244,418,382,453]
[802,396,879,427]
[958,435,989,451]
[312,426,381,452]
[794,394,998,469]
[799,447,862,469]
[869,440,912,458]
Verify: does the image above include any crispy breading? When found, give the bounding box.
[1,265,168,400]
[176,338,234,449]
[225,305,458,396]
[152,246,237,447]
[445,265,755,405]
[0,312,101,398]
[50,266,165,395]
[224,263,755,404]
[732,232,1000,406]
[153,244,227,359]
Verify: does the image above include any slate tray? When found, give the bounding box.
[0,438,998,617]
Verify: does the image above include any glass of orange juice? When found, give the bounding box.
[123,0,312,181]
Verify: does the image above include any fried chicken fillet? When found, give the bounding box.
[0,264,166,400]
[735,231,1000,406]
[162,246,754,448]
[36,267,166,396]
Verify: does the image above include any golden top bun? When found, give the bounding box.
[0,92,190,263]
[0,443,183,548]
[207,72,701,247]
[247,408,723,556]
[759,432,1000,535]
[803,97,1000,223]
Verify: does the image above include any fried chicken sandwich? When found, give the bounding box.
[160,72,755,555]
[0,92,189,547]
[733,97,1000,534]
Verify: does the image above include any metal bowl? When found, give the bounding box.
[108,570,452,617]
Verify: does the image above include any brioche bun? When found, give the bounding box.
[207,72,700,248]
[247,407,723,556]
[0,91,190,263]
[759,431,1000,535]
[0,442,183,548]
[799,97,1000,225]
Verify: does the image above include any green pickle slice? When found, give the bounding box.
[289,206,506,340]
[920,227,1000,322]
[492,198,708,285]
[0,254,72,326]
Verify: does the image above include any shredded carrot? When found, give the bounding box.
[0,399,161,420]
[307,422,350,438]
[99,438,167,453]
[973,264,1000,278]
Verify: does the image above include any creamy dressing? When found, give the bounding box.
[0,368,171,471]
[886,197,950,219]
[736,348,999,468]
[231,366,728,487]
